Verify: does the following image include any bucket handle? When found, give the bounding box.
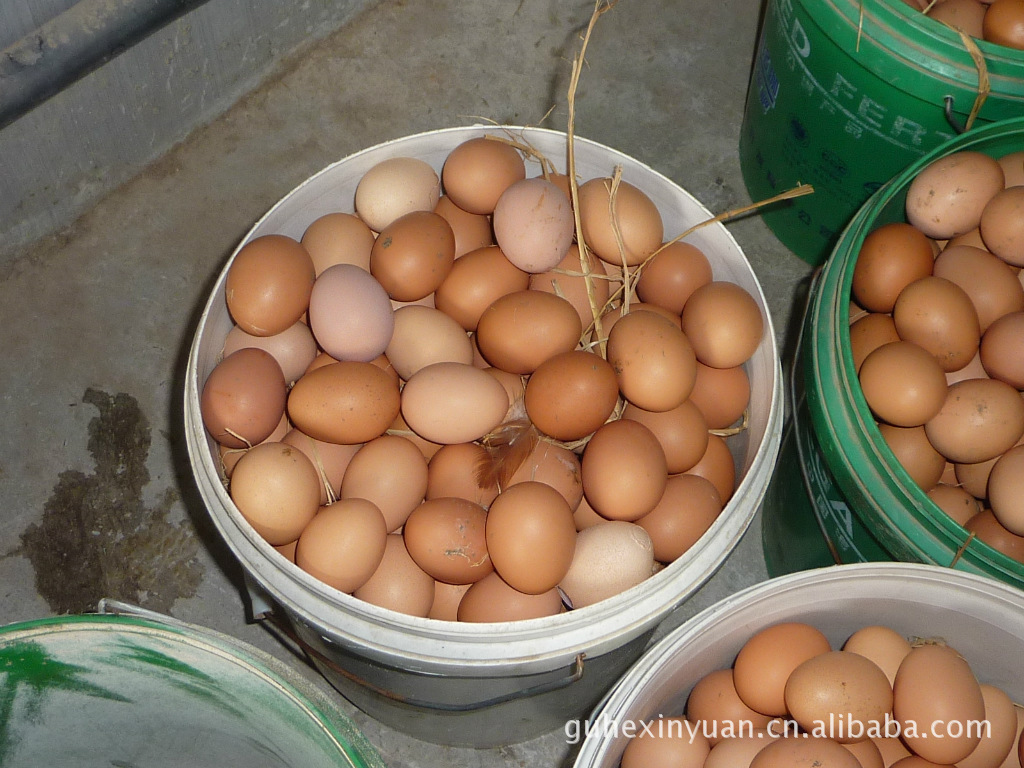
[257,610,586,713]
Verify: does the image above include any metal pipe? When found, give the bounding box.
[0,0,212,130]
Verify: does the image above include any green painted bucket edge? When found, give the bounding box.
[0,610,386,768]
[803,115,1024,589]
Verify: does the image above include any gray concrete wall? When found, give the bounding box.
[0,0,376,265]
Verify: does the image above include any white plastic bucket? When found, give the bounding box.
[0,601,385,768]
[183,125,784,747]
[571,562,1024,767]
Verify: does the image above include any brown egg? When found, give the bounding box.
[999,152,1024,188]
[219,411,291,478]
[403,497,492,584]
[704,733,781,768]
[893,276,981,372]
[485,481,576,594]
[980,187,1024,267]
[926,483,983,526]
[475,290,583,374]
[558,521,655,608]
[947,349,992,384]
[852,222,936,314]
[573,494,606,530]
[385,304,475,380]
[426,442,499,507]
[733,621,832,716]
[859,341,949,427]
[635,241,714,315]
[281,428,361,506]
[295,499,388,593]
[850,313,902,372]
[599,302,683,342]
[523,350,618,441]
[578,177,664,267]
[354,533,436,617]
[928,0,987,36]
[784,650,894,743]
[956,453,1002,498]
[434,195,493,258]
[201,347,288,449]
[401,362,509,444]
[906,151,1005,240]
[984,0,1024,48]
[354,156,441,232]
[608,310,698,412]
[981,311,1024,387]
[635,473,722,563]
[456,571,563,622]
[687,668,774,745]
[958,684,1018,768]
[688,362,751,429]
[948,227,990,250]
[934,244,1024,332]
[339,435,428,532]
[893,643,986,764]
[682,281,765,369]
[434,244,531,331]
[507,440,584,510]
[924,377,1024,463]
[750,737,860,768]
[877,423,947,491]
[622,399,709,474]
[307,263,395,362]
[369,210,455,302]
[492,177,575,273]
[873,736,914,767]
[987,445,1024,535]
[620,716,711,768]
[842,625,912,687]
[684,433,737,504]
[230,442,322,545]
[1006,706,1024,768]
[222,321,318,386]
[288,361,401,445]
[441,136,526,215]
[529,244,611,334]
[427,580,472,621]
[844,737,885,768]
[273,538,297,563]
[967,509,1024,563]
[225,234,316,337]
[301,212,376,276]
[582,419,668,521]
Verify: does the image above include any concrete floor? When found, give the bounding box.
[0,0,815,765]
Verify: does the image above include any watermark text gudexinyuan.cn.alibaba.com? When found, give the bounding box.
[563,714,992,745]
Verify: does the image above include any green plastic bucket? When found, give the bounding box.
[761,116,1024,588]
[739,0,1024,265]
[0,601,385,768]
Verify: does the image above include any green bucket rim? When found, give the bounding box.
[806,115,1024,587]
[0,611,385,768]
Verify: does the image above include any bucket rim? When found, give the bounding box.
[184,123,784,669]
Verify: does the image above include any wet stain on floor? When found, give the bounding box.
[20,388,202,615]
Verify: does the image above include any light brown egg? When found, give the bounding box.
[301,211,376,276]
[906,151,1005,240]
[281,428,361,506]
[893,276,981,372]
[295,499,388,593]
[456,571,562,622]
[947,349,991,384]
[681,281,764,369]
[441,136,526,215]
[844,735,885,768]
[558,521,655,608]
[354,533,435,617]
[704,733,781,768]
[980,311,1024,387]
[608,310,698,412]
[475,290,583,374]
[201,347,288,449]
[750,736,860,768]
[433,195,493,258]
[924,377,1024,463]
[784,650,894,743]
[934,244,1024,332]
[620,716,711,768]
[684,433,737,504]
[434,244,530,331]
[958,684,1018,768]
[573,494,606,530]
[687,668,774,745]
[492,177,575,273]
[622,399,709,474]
[842,625,912,687]
[1002,705,1024,768]
[482,366,526,417]
[524,349,619,441]
[287,361,401,445]
[893,643,986,764]
[999,152,1024,188]
[859,341,949,427]
[529,244,611,334]
[873,735,913,767]
[427,580,472,621]
[688,362,751,430]
[354,156,441,232]
[980,186,1024,267]
[402,497,492,584]
[225,234,316,337]
[222,321,318,386]
[401,361,509,445]
[850,313,902,372]
[340,435,428,532]
[426,442,499,507]
[733,621,832,716]
[230,441,322,545]
[877,423,947,491]
[582,419,668,521]
[926,483,983,526]
[635,241,714,315]
[369,210,456,302]
[307,263,395,362]
[635,473,722,562]
[987,445,1024,535]
[385,304,475,380]
[507,440,584,511]
[578,177,664,267]
[219,411,291,478]
[852,222,936,314]
[967,509,1024,563]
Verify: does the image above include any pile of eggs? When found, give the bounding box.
[621,620,1023,768]
[900,0,1024,50]
[849,147,1024,563]
[199,132,766,622]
